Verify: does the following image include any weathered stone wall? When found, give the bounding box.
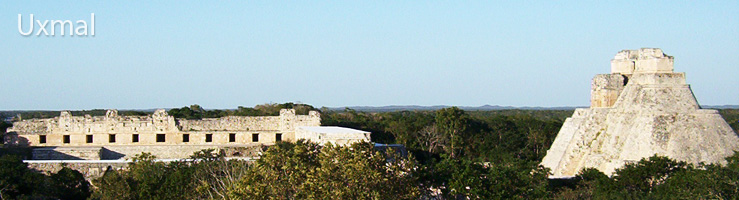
[295,126,371,146]
[177,116,281,131]
[9,109,178,136]
[591,74,626,108]
[6,109,320,147]
[611,48,674,74]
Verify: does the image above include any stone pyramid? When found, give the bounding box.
[541,48,739,178]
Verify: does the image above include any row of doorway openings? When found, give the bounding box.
[37,133,283,144]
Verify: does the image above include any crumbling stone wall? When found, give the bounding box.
[5,109,321,147]
[611,48,674,74]
[295,126,371,146]
[591,74,626,108]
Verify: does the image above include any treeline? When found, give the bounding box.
[467,109,574,121]
[168,103,317,119]
[316,107,561,198]
[321,107,565,164]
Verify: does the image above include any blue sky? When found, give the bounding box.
[1,1,737,110]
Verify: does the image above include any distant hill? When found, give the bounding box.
[328,104,739,112]
[327,105,584,112]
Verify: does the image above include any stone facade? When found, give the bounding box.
[5,108,374,161]
[5,109,320,147]
[541,48,739,178]
[590,74,626,108]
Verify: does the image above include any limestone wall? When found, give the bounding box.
[176,110,320,132]
[591,74,625,108]
[295,126,371,146]
[178,116,281,131]
[5,109,321,147]
[7,109,177,136]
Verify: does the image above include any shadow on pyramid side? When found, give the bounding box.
[541,48,739,178]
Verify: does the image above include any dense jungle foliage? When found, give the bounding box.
[1,105,738,199]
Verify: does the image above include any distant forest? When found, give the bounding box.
[1,104,738,199]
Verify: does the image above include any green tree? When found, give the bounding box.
[435,107,468,159]
[651,165,728,199]
[427,158,549,199]
[49,167,91,200]
[189,149,250,200]
[233,141,420,199]
[651,151,739,199]
[0,155,43,199]
[91,153,198,200]
[232,140,320,199]
[432,158,491,199]
[611,155,689,197]
[91,169,135,200]
[553,168,618,199]
[302,142,420,199]
[553,155,736,199]
[126,153,168,199]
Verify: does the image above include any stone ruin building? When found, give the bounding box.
[4,108,371,160]
[541,48,739,178]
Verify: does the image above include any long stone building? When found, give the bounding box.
[541,48,739,178]
[4,108,371,160]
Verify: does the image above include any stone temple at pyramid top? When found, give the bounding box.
[611,48,674,74]
[591,48,692,108]
[541,48,739,178]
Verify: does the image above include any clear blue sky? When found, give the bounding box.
[1,1,737,110]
